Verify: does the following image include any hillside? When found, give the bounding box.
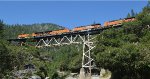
[4,23,65,39]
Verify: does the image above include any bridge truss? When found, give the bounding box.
[35,33,96,78]
[36,33,96,68]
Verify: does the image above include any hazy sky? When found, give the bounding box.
[0,1,148,29]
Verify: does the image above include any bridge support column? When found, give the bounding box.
[80,34,95,79]
[79,68,85,79]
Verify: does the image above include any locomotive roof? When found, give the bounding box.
[34,31,46,34]
[124,17,135,19]
[75,23,101,28]
[108,17,135,22]
[109,19,123,22]
[19,33,29,35]
[34,28,68,34]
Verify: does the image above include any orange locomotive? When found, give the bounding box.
[123,17,135,22]
[50,28,70,35]
[73,24,101,32]
[103,19,123,27]
[31,31,52,37]
[18,34,30,39]
[104,17,136,27]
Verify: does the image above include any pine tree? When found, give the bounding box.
[127,13,131,18]
[147,0,150,7]
[135,12,138,16]
[0,20,4,33]
[131,9,135,17]
[0,20,4,39]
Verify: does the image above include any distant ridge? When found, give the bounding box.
[4,23,65,39]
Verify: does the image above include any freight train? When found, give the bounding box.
[18,17,135,39]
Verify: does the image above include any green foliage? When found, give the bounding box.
[123,21,142,35]
[0,41,14,78]
[0,21,15,78]
[136,3,150,23]
[23,45,82,78]
[141,15,150,26]
[95,3,150,79]
[95,27,150,79]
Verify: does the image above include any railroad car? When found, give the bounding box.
[49,28,70,35]
[123,17,136,22]
[34,32,44,36]
[32,31,52,37]
[104,17,135,27]
[18,34,30,39]
[73,24,101,32]
[31,33,37,37]
[103,19,123,27]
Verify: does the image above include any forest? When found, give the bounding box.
[0,2,150,79]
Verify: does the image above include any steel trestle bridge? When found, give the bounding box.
[8,25,121,79]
